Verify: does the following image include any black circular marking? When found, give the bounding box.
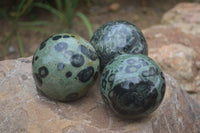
[70,54,85,67]
[71,35,75,38]
[40,40,47,50]
[57,63,65,71]
[38,66,49,78]
[52,35,62,40]
[63,35,70,38]
[35,56,39,61]
[160,72,165,80]
[77,66,94,82]
[78,45,98,61]
[54,42,68,52]
[33,73,42,87]
[39,35,52,50]
[66,93,79,101]
[66,71,72,78]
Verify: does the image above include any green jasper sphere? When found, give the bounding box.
[90,20,148,71]
[100,54,165,119]
[32,33,99,102]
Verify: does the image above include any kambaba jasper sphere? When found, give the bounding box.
[90,20,148,71]
[100,54,165,119]
[32,33,99,102]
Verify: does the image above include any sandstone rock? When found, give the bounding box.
[162,3,200,25]
[143,2,200,101]
[144,25,200,93]
[161,3,200,37]
[0,57,200,133]
[150,44,197,92]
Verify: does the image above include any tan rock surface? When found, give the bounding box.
[162,3,200,25]
[0,57,200,133]
[150,44,197,92]
[143,3,200,100]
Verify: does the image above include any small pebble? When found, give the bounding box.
[109,3,120,12]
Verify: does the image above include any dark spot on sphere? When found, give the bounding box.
[101,79,107,90]
[39,35,52,50]
[66,71,72,78]
[108,80,156,115]
[57,63,65,71]
[33,73,42,87]
[38,66,49,78]
[70,54,85,67]
[160,72,165,80]
[71,35,75,38]
[93,71,99,80]
[35,56,39,61]
[78,45,98,61]
[54,42,68,52]
[63,35,70,38]
[77,66,94,82]
[52,35,62,40]
[40,40,47,50]
[66,93,79,101]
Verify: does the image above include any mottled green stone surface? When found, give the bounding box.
[32,33,99,102]
[100,54,165,119]
[90,20,148,71]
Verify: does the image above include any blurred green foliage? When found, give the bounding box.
[0,0,93,57]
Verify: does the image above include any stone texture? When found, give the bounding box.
[162,3,200,25]
[144,25,200,94]
[150,44,197,92]
[0,57,200,133]
[143,3,200,99]
[162,3,200,37]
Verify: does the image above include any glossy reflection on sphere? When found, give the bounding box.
[90,20,148,71]
[32,33,99,102]
[100,54,165,119]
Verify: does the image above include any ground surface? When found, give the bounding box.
[0,0,198,60]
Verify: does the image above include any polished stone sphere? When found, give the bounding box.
[100,54,165,119]
[32,33,99,102]
[90,20,148,71]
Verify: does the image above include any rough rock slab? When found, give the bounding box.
[162,2,200,25]
[0,57,200,133]
[143,2,200,103]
